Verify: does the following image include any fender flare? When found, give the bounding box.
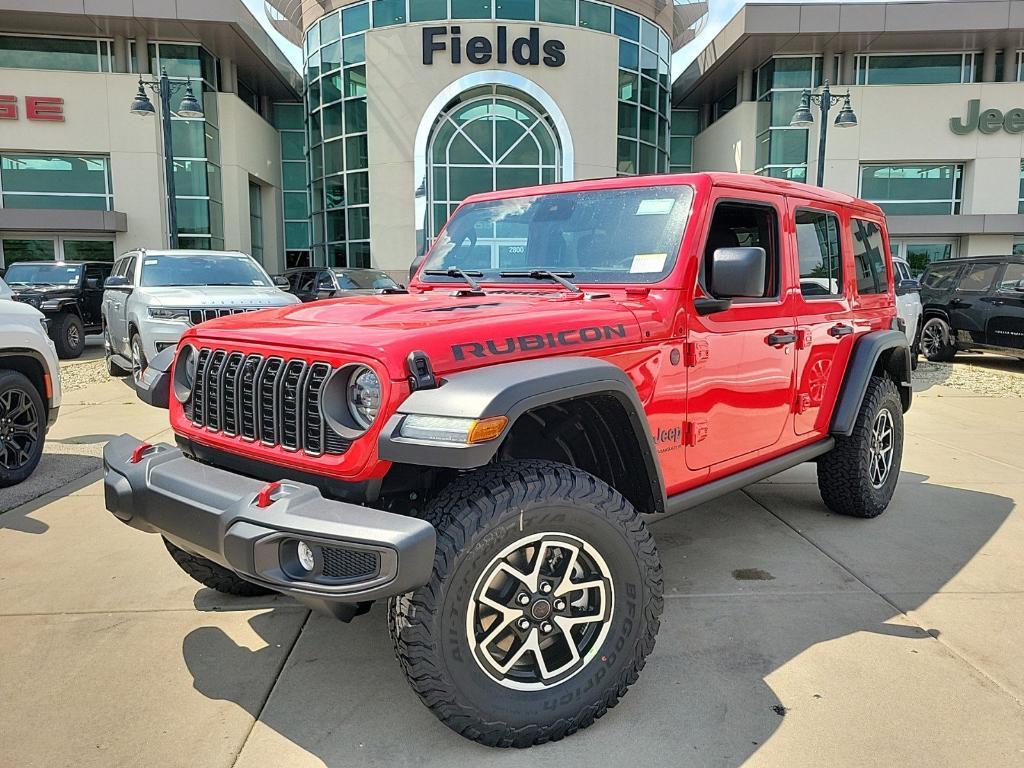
[830,330,912,437]
[378,356,667,512]
[42,299,82,317]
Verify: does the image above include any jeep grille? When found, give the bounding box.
[188,307,261,326]
[184,348,351,456]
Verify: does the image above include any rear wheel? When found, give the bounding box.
[51,313,85,359]
[163,537,274,597]
[817,375,904,518]
[389,460,663,748]
[0,370,46,488]
[921,317,956,363]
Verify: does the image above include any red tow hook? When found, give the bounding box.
[129,443,154,464]
[255,481,282,508]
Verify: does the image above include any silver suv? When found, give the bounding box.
[102,250,299,381]
[0,276,62,487]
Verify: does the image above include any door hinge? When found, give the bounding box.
[684,420,708,446]
[795,393,812,414]
[796,329,811,349]
[683,340,710,367]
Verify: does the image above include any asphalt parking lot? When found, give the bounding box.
[1,353,1023,767]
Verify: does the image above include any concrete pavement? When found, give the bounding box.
[0,375,1022,767]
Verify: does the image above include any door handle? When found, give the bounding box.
[828,323,855,338]
[766,331,798,346]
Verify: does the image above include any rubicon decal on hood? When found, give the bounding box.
[452,324,628,360]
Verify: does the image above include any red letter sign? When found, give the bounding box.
[0,95,16,120]
[26,96,64,122]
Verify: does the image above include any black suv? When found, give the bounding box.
[280,267,404,302]
[3,260,111,358]
[919,255,1024,362]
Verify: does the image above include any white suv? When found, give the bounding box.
[893,256,923,369]
[0,276,62,486]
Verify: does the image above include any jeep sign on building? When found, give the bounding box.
[264,0,709,271]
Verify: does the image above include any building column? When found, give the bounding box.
[839,51,855,86]
[822,47,836,84]
[982,45,998,82]
[136,31,150,74]
[113,34,128,73]
[736,68,753,103]
[699,102,711,130]
[220,56,237,93]
[1003,47,1018,82]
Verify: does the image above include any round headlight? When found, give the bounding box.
[173,344,198,403]
[348,366,381,429]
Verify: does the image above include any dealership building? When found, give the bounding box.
[2,0,1024,278]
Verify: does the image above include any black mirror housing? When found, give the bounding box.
[709,247,766,298]
[896,278,920,295]
[104,275,130,289]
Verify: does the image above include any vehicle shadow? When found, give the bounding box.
[0,454,100,520]
[179,471,1014,766]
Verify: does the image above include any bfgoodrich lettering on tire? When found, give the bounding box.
[388,459,663,748]
[817,375,904,518]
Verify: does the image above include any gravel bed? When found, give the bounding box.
[914,358,1024,397]
[58,358,110,392]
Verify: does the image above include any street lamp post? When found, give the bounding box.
[790,81,858,187]
[129,67,204,249]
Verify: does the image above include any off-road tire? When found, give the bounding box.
[389,459,663,748]
[921,317,956,363]
[0,370,46,488]
[162,537,274,597]
[817,375,904,518]
[51,312,85,359]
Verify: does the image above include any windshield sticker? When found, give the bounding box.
[144,259,158,265]
[636,198,675,216]
[630,253,667,274]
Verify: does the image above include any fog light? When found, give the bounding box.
[297,541,316,572]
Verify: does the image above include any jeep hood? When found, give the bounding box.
[143,285,298,307]
[189,291,644,376]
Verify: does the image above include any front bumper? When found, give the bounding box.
[102,434,435,619]
[138,317,189,361]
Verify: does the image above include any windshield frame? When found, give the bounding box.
[138,253,273,288]
[3,262,84,286]
[417,183,696,288]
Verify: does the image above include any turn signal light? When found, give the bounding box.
[467,416,509,444]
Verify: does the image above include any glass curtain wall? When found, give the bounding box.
[754,56,822,182]
[303,0,672,266]
[274,103,312,267]
[0,35,112,72]
[859,164,963,215]
[145,43,224,249]
[668,109,698,172]
[855,53,978,85]
[0,154,113,210]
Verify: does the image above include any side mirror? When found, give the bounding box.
[896,278,920,295]
[273,275,289,288]
[104,275,130,289]
[85,278,100,290]
[709,247,766,298]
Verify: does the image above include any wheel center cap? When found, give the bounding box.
[530,599,552,621]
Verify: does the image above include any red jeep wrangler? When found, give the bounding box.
[105,173,911,747]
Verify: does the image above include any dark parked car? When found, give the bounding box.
[3,260,112,358]
[919,255,1024,362]
[280,267,405,303]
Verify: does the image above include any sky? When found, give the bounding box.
[244,0,900,80]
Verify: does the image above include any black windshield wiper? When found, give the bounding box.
[499,269,582,294]
[424,268,485,295]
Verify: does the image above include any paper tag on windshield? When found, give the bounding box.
[636,198,675,216]
[144,259,158,265]
[630,253,667,273]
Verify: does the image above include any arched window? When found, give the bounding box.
[427,86,560,240]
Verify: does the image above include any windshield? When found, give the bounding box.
[420,185,695,285]
[4,263,82,286]
[335,270,399,290]
[140,254,272,288]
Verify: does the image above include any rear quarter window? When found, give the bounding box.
[851,219,888,295]
[957,263,999,292]
[921,263,961,290]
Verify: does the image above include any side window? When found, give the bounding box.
[703,201,780,299]
[84,265,105,285]
[111,258,124,277]
[315,271,335,291]
[123,257,137,284]
[795,209,843,298]
[894,261,910,282]
[998,263,1024,291]
[957,263,998,292]
[921,263,961,290]
[851,219,888,295]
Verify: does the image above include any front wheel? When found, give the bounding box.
[389,460,663,748]
[51,313,85,359]
[130,333,147,385]
[921,317,956,363]
[817,375,904,518]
